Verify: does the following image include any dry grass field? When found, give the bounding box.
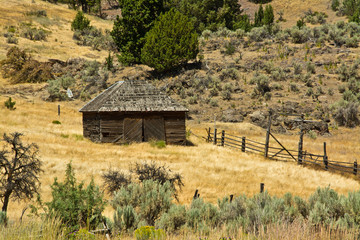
[0,0,360,232]
[0,0,111,62]
[0,95,359,222]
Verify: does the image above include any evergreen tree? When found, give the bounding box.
[110,0,164,65]
[71,11,91,31]
[263,4,274,26]
[141,9,198,72]
[254,4,264,27]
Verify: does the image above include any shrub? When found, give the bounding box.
[134,226,166,240]
[209,99,218,107]
[332,100,360,127]
[331,0,340,11]
[290,82,299,92]
[250,74,270,97]
[156,204,187,232]
[264,92,272,101]
[141,9,198,72]
[221,90,232,100]
[26,10,47,17]
[131,162,183,200]
[186,198,220,230]
[113,205,138,232]
[47,75,75,101]
[20,26,48,41]
[0,47,53,84]
[102,169,131,195]
[306,62,316,74]
[293,62,302,75]
[111,180,173,226]
[345,36,359,47]
[43,162,106,231]
[290,26,310,43]
[4,97,16,110]
[71,11,91,31]
[247,26,268,42]
[223,41,236,55]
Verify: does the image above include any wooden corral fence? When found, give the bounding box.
[206,127,360,178]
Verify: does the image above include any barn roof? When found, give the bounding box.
[79,80,188,112]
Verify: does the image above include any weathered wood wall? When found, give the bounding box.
[165,115,186,145]
[83,112,100,142]
[83,112,186,145]
[100,113,124,143]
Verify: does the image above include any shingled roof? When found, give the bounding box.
[79,80,188,112]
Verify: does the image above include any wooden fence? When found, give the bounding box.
[206,128,360,178]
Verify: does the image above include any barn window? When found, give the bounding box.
[102,132,110,137]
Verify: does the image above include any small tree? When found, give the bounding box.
[45,162,106,231]
[71,11,91,31]
[4,97,16,110]
[110,0,164,65]
[263,4,274,27]
[141,9,199,72]
[0,132,42,213]
[254,4,264,27]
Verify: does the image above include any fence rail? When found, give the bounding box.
[207,128,359,178]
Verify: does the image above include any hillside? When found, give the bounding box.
[0,0,360,224]
[1,95,359,222]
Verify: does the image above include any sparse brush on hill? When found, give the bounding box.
[0,47,53,84]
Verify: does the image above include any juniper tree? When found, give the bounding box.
[0,132,42,213]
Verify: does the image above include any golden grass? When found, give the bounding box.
[0,95,359,222]
[0,0,112,62]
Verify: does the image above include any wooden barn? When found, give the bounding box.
[79,80,188,145]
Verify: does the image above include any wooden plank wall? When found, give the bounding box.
[123,118,143,142]
[144,117,165,141]
[100,114,124,143]
[165,116,186,145]
[83,113,100,142]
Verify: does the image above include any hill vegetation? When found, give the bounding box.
[1,0,360,238]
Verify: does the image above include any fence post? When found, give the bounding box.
[354,161,358,175]
[264,111,272,158]
[323,142,328,170]
[241,137,246,152]
[213,128,217,145]
[207,127,211,142]
[298,130,304,164]
[229,194,234,203]
[193,189,198,200]
[58,104,60,116]
[221,130,225,146]
[260,183,265,193]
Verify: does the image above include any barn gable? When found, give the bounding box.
[79,80,188,144]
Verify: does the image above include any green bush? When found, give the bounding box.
[43,162,106,231]
[186,198,220,231]
[113,205,138,232]
[141,9,198,72]
[134,226,166,240]
[156,204,187,232]
[332,100,360,127]
[247,26,268,42]
[290,26,310,43]
[4,97,16,110]
[111,180,173,226]
[71,11,91,31]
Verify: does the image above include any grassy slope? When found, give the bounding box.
[0,0,359,222]
[0,96,359,221]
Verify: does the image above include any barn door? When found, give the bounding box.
[144,117,165,141]
[123,118,143,142]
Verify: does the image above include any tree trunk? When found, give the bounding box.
[2,190,12,213]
